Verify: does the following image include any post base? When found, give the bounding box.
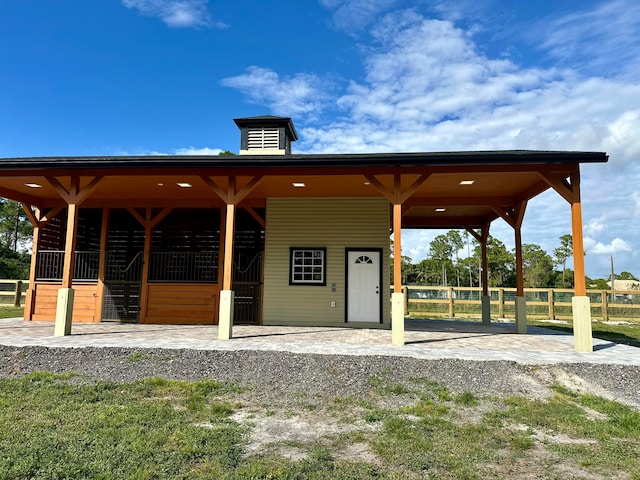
[481,295,491,325]
[54,288,74,337]
[515,296,527,334]
[572,296,593,353]
[218,290,234,340]
[391,292,405,346]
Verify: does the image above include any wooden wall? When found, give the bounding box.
[142,284,219,325]
[31,283,99,322]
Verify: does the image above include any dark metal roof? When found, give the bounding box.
[0,150,608,172]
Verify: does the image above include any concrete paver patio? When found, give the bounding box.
[1,317,638,366]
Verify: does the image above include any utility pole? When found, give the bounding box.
[610,255,615,290]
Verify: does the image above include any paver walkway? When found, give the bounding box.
[1,317,638,365]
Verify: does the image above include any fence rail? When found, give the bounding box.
[0,280,29,307]
[400,286,640,322]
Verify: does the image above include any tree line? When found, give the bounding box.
[396,230,638,290]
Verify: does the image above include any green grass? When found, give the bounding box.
[0,305,23,318]
[2,371,639,479]
[530,319,640,348]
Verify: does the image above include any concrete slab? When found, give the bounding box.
[0,317,638,365]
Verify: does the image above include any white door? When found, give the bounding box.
[347,250,381,323]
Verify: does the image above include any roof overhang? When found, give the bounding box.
[0,150,608,230]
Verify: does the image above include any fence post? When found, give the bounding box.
[448,287,455,318]
[498,288,504,318]
[13,280,23,307]
[601,290,608,322]
[403,286,408,316]
[548,289,554,320]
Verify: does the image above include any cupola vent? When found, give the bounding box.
[234,115,298,155]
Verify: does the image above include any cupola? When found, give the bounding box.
[234,115,298,155]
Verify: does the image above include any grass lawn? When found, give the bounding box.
[1,371,639,479]
[531,319,640,348]
[0,305,23,319]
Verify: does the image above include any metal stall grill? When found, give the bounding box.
[102,210,144,322]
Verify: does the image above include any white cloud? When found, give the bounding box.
[122,0,224,28]
[220,66,330,117]
[633,192,640,216]
[319,0,400,32]
[584,237,632,255]
[584,217,606,237]
[174,146,223,155]
[224,7,640,276]
[534,0,640,77]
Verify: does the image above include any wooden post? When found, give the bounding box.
[219,176,237,340]
[570,168,592,352]
[403,287,408,316]
[601,290,609,322]
[223,202,236,292]
[25,218,40,321]
[448,287,455,318]
[548,289,555,320]
[480,223,490,325]
[94,208,110,323]
[498,288,504,318]
[513,203,527,334]
[139,208,152,323]
[391,201,404,346]
[13,280,22,307]
[55,200,79,336]
[393,203,402,294]
[61,202,78,289]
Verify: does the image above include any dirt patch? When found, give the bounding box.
[231,408,379,462]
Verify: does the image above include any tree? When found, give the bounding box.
[522,244,556,288]
[0,199,33,253]
[553,234,573,288]
[445,230,464,287]
[429,233,457,286]
[474,235,515,287]
[218,150,235,156]
[0,244,30,279]
[617,271,639,281]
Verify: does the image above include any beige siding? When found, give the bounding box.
[263,198,390,326]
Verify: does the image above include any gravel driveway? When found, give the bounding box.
[1,345,639,408]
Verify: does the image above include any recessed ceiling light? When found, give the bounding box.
[157,182,164,187]
[364,181,371,185]
[459,180,475,185]
[25,183,42,188]
[177,182,192,188]
[292,182,306,188]
[435,208,446,212]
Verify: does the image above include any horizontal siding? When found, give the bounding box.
[263,198,390,326]
[143,284,219,325]
[32,283,98,323]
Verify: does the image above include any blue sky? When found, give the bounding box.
[1,0,639,279]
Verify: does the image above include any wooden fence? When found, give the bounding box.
[0,280,29,307]
[399,285,640,322]
[2,279,639,321]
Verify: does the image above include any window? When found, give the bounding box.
[290,247,326,285]
[354,255,373,264]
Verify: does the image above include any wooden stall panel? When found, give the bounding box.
[31,283,98,322]
[143,284,219,325]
